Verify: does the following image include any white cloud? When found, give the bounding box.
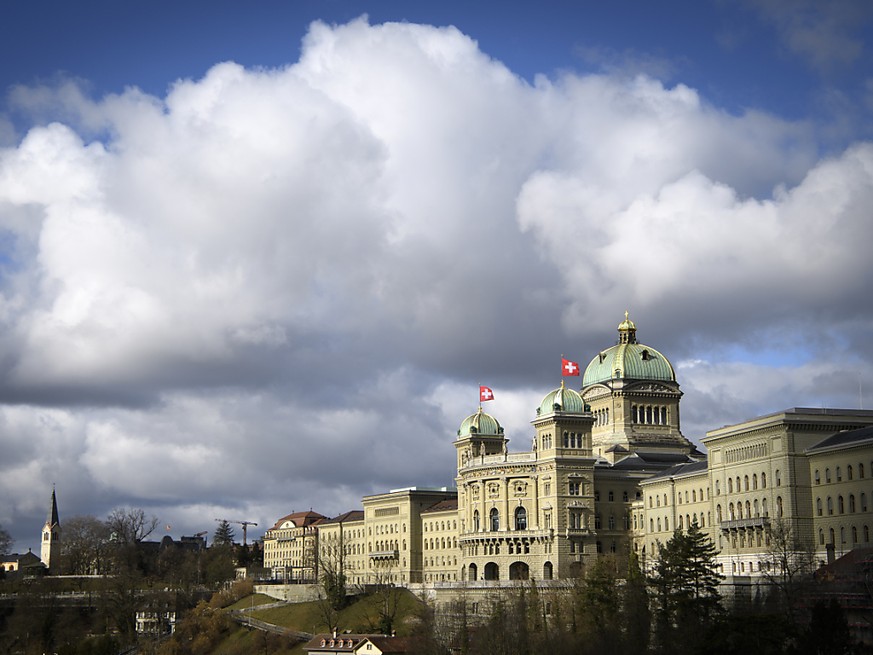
[0,18,871,550]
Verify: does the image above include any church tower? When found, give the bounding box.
[40,488,60,571]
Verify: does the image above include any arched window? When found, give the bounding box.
[829,528,835,544]
[816,498,823,516]
[850,495,856,513]
[819,529,824,545]
[762,472,767,488]
[837,467,842,482]
[716,505,722,522]
[838,496,845,514]
[469,563,478,581]
[826,468,831,483]
[777,496,783,518]
[753,474,758,490]
[473,510,480,531]
[827,497,834,515]
[543,561,553,580]
[852,526,858,544]
[744,476,749,491]
[514,506,527,531]
[848,465,854,480]
[860,463,866,478]
[762,498,768,516]
[775,470,782,486]
[728,478,733,493]
[490,508,500,532]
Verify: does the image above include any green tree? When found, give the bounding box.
[212,520,235,546]
[577,556,623,654]
[650,522,723,654]
[622,553,651,655]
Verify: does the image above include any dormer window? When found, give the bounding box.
[641,349,650,360]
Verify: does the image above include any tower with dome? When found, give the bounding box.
[582,312,694,460]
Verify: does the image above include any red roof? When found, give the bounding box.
[268,510,326,531]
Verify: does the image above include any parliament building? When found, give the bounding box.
[263,315,873,589]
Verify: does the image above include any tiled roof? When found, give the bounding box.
[422,498,458,513]
[643,459,709,482]
[268,510,327,531]
[320,510,365,525]
[808,425,873,452]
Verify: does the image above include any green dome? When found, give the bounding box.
[583,313,675,386]
[537,385,585,416]
[458,407,503,437]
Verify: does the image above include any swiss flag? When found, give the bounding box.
[562,358,580,376]
[479,385,495,402]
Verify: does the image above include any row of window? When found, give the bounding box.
[595,490,636,502]
[816,493,869,516]
[717,471,775,495]
[471,506,528,532]
[815,463,868,484]
[593,408,610,426]
[424,537,458,550]
[632,405,668,425]
[595,514,630,530]
[716,497,784,521]
[819,525,871,546]
[371,523,404,536]
[424,519,457,532]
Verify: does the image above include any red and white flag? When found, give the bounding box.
[562,357,580,376]
[479,385,495,402]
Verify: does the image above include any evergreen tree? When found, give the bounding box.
[622,553,651,655]
[650,522,723,654]
[212,520,235,546]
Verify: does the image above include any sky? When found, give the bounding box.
[2,0,873,553]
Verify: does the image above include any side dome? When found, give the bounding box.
[458,407,503,437]
[537,385,585,415]
[583,313,676,386]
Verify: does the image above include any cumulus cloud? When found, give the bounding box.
[1,18,871,549]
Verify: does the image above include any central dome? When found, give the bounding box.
[583,313,676,386]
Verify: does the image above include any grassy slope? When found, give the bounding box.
[246,589,424,636]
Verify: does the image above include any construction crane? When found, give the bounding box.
[214,518,258,546]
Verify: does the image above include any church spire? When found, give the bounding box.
[47,486,59,528]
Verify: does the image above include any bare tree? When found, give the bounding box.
[107,507,158,544]
[761,518,817,621]
[61,515,112,575]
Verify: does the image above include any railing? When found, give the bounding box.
[459,528,554,542]
[720,516,770,531]
[368,550,399,559]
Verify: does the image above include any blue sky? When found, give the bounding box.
[1,1,873,551]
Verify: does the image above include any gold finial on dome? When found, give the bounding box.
[618,311,637,344]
